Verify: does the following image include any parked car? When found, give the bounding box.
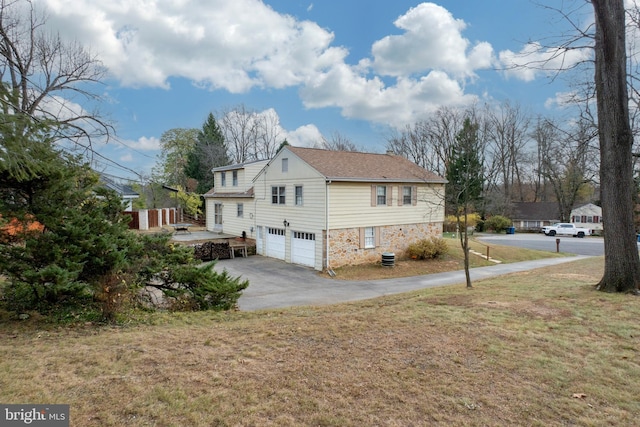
[541,222,591,238]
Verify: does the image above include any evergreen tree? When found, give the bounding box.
[1,115,249,321]
[185,113,230,194]
[445,118,483,211]
[445,118,484,288]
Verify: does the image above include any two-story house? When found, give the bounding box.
[249,146,447,271]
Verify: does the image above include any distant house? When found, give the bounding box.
[570,203,603,233]
[99,174,139,211]
[511,201,603,233]
[205,146,447,271]
[511,202,560,231]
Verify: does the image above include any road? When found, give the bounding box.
[477,232,606,256]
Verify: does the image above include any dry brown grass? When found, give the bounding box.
[329,236,568,280]
[1,257,640,426]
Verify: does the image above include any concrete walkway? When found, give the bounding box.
[212,255,591,311]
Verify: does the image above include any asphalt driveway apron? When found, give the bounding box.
[214,255,589,311]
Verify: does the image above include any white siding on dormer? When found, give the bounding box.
[253,149,327,270]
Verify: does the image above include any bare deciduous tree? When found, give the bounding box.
[532,118,597,221]
[316,131,361,151]
[386,106,465,177]
[485,101,531,206]
[0,0,111,150]
[220,104,260,164]
[592,0,640,292]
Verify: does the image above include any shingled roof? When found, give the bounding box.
[287,146,446,183]
[512,202,560,221]
[99,174,139,197]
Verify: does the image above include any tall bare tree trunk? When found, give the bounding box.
[592,0,640,292]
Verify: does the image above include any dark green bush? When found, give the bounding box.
[407,237,449,260]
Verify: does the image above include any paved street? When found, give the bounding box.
[477,232,606,256]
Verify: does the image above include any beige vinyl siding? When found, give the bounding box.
[253,151,327,269]
[205,197,256,236]
[254,177,326,231]
[212,160,269,194]
[221,198,256,237]
[329,182,445,229]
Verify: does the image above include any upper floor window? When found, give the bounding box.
[295,185,303,206]
[272,186,286,204]
[220,172,226,187]
[232,170,238,186]
[377,185,387,205]
[282,158,288,173]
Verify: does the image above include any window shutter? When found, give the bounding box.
[386,186,392,206]
[359,227,365,249]
[371,185,376,207]
[375,227,381,247]
[397,186,402,206]
[412,186,417,206]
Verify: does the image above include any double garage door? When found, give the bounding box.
[265,228,316,268]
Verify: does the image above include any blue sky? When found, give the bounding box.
[36,0,593,181]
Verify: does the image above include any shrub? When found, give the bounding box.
[407,237,449,260]
[485,215,512,233]
[133,233,249,312]
[445,212,482,232]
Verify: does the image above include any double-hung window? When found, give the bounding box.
[237,203,243,218]
[377,186,387,205]
[271,186,286,204]
[364,227,375,248]
[403,186,412,205]
[295,185,303,206]
[232,170,238,186]
[220,172,226,187]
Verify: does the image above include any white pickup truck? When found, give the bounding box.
[541,223,591,238]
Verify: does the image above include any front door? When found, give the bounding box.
[214,203,223,232]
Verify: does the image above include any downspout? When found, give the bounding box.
[326,179,335,276]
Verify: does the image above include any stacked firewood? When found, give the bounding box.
[191,242,231,261]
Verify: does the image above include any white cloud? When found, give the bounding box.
[132,136,162,151]
[544,91,578,109]
[38,95,87,122]
[285,124,324,147]
[499,42,592,82]
[35,1,505,130]
[300,65,477,128]
[40,0,345,93]
[370,3,494,78]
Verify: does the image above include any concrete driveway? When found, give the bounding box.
[214,254,590,311]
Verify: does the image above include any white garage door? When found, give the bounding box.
[292,231,316,267]
[266,227,285,260]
